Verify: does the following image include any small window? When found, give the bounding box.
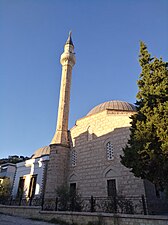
[70,183,76,194]
[107,179,117,197]
[71,150,77,166]
[106,142,114,160]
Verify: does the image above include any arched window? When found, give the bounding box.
[106,142,114,160]
[71,150,77,166]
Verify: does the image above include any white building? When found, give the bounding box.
[12,146,50,200]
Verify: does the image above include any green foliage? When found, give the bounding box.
[56,185,70,211]
[0,177,11,202]
[101,196,134,214]
[121,42,168,190]
[56,184,82,212]
[0,155,29,165]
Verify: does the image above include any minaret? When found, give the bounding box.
[51,32,76,146]
[44,33,75,200]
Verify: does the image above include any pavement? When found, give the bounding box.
[0,214,60,225]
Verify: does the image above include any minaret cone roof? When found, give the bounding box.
[66,31,74,46]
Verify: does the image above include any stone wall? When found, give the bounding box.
[69,110,145,198]
[0,205,168,225]
[44,145,69,199]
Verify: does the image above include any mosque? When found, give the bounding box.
[11,33,167,214]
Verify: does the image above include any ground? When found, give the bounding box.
[0,214,60,225]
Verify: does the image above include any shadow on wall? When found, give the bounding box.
[68,126,168,215]
[70,126,130,148]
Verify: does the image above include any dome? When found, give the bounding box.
[87,100,136,116]
[31,146,50,159]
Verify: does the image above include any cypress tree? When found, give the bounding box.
[121,42,168,190]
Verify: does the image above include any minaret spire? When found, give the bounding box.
[51,32,76,145]
[66,31,74,46]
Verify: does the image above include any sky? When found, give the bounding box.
[0,0,168,159]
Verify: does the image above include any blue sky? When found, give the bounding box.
[0,0,168,158]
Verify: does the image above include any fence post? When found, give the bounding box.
[55,197,58,211]
[29,197,32,206]
[41,195,44,210]
[142,194,147,215]
[19,195,22,206]
[9,196,13,205]
[113,196,117,213]
[90,195,95,212]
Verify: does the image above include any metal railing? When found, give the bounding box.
[0,196,42,207]
[42,195,146,214]
[0,195,147,215]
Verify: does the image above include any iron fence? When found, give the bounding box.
[42,195,146,214]
[0,195,147,215]
[0,196,42,207]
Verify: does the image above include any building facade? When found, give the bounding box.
[68,102,145,198]
[44,33,167,214]
[10,33,167,214]
[12,146,50,200]
[44,33,146,199]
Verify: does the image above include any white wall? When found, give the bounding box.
[12,156,49,198]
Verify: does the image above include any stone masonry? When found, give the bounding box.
[44,33,76,199]
[44,144,69,198]
[51,32,76,146]
[68,109,146,197]
[43,33,168,214]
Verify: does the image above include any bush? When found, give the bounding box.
[0,177,11,204]
[56,184,82,212]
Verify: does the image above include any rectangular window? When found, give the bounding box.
[70,183,76,194]
[17,177,25,198]
[28,175,37,199]
[107,179,117,197]
[155,184,160,198]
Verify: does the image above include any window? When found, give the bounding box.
[28,175,37,199]
[106,142,114,160]
[107,179,117,197]
[70,183,76,194]
[71,150,77,166]
[155,184,160,198]
[17,177,25,198]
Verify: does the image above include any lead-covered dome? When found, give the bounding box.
[87,100,136,116]
[31,146,50,159]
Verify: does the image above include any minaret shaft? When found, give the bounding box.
[44,33,75,200]
[51,33,75,146]
[57,65,72,131]
[54,65,72,144]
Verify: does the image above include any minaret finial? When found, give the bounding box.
[66,31,74,46]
